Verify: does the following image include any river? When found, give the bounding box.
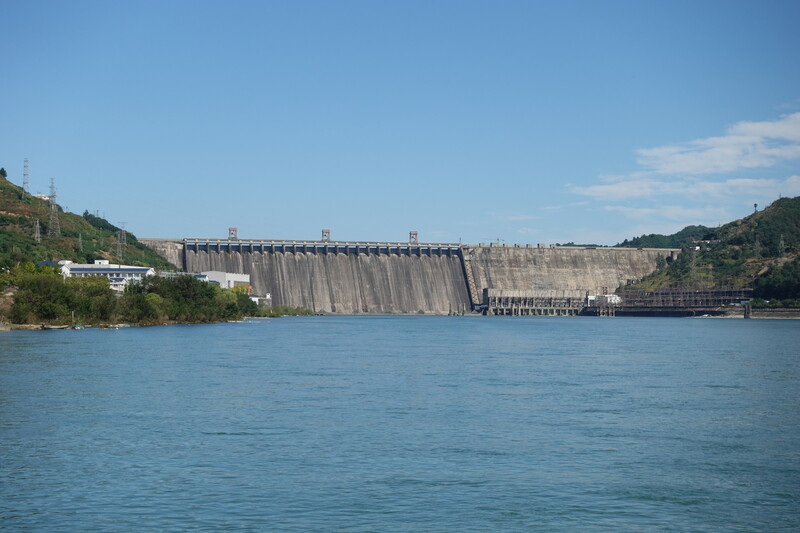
[1,316,798,531]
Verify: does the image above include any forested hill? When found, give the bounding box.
[617,225,712,249]
[0,171,175,269]
[619,196,800,302]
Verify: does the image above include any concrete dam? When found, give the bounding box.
[141,238,677,315]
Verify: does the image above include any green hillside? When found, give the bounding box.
[620,196,800,302]
[617,225,713,249]
[0,172,175,269]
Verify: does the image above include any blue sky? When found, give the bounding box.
[2,0,799,245]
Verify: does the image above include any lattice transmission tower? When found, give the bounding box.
[116,222,127,262]
[22,159,30,198]
[47,178,61,237]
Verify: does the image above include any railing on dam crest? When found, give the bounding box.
[183,238,463,257]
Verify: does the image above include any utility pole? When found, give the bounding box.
[47,178,60,237]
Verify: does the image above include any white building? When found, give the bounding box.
[201,271,250,291]
[158,271,210,283]
[60,260,155,293]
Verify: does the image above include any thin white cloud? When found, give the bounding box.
[635,112,800,175]
[540,201,590,212]
[570,175,799,201]
[781,175,800,195]
[729,112,800,141]
[604,204,731,223]
[487,211,540,222]
[570,178,671,199]
[515,227,540,235]
[602,205,657,220]
[566,113,800,242]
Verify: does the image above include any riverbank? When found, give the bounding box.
[3,314,302,330]
[747,307,800,319]
[8,323,131,330]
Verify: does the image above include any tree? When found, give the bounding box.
[67,276,116,321]
[10,269,73,322]
[754,257,800,300]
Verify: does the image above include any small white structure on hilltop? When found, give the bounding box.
[59,260,155,293]
[201,271,250,291]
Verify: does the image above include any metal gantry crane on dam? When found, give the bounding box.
[141,233,678,315]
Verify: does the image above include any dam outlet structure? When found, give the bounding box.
[141,238,678,315]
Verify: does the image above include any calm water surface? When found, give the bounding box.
[1,316,799,531]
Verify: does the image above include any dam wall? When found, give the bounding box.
[140,239,184,269]
[463,244,678,307]
[141,239,677,314]
[177,241,471,315]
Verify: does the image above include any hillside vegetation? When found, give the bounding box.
[0,170,314,324]
[0,261,316,325]
[617,225,712,249]
[0,172,175,269]
[618,196,800,304]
